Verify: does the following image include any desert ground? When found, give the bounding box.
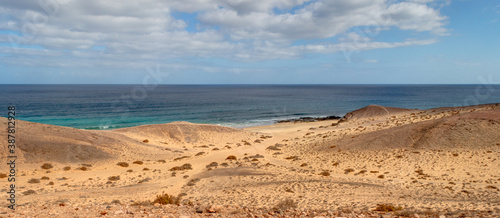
[1,104,499,217]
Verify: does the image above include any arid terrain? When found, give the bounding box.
[1,104,499,217]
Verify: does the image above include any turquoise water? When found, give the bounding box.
[0,84,499,129]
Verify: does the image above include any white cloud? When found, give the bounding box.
[0,0,450,67]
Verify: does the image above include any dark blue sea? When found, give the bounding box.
[1,85,499,129]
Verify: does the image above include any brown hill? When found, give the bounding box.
[0,118,256,164]
[343,105,416,120]
[332,109,500,151]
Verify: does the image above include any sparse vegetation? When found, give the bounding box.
[76,166,89,171]
[48,181,54,185]
[344,168,355,174]
[170,163,192,171]
[157,160,166,163]
[0,173,7,179]
[378,175,385,179]
[108,176,120,181]
[41,176,50,180]
[133,160,143,165]
[28,178,40,184]
[226,155,237,160]
[23,190,36,195]
[117,162,129,167]
[152,193,181,205]
[143,139,149,143]
[319,170,330,176]
[486,185,498,190]
[266,145,281,151]
[41,163,53,170]
[143,168,149,171]
[63,166,71,171]
[206,162,218,168]
[195,152,205,156]
[374,204,402,212]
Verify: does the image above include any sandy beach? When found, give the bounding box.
[1,103,499,217]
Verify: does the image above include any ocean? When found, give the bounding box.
[1,84,499,129]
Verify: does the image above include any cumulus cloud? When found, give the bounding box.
[0,0,450,67]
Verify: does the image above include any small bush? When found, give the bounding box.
[344,168,355,174]
[28,178,40,184]
[206,162,218,168]
[143,168,149,171]
[48,181,54,185]
[63,166,71,171]
[170,163,192,171]
[108,176,120,181]
[152,193,181,205]
[41,163,53,170]
[273,199,297,211]
[0,173,7,179]
[319,171,330,176]
[157,160,166,163]
[41,176,50,180]
[374,204,402,212]
[117,162,129,167]
[77,166,89,171]
[226,155,237,160]
[23,190,36,195]
[378,175,385,179]
[133,161,143,165]
[143,139,149,143]
[195,152,205,156]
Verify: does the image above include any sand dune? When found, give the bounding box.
[343,104,415,121]
[1,104,499,217]
[332,109,500,151]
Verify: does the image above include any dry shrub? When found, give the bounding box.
[63,166,71,171]
[344,168,355,174]
[23,190,36,195]
[273,199,297,212]
[77,166,89,171]
[319,171,330,176]
[143,139,149,143]
[48,181,54,185]
[195,152,205,156]
[133,160,143,165]
[170,163,192,171]
[206,162,218,168]
[41,163,53,170]
[226,155,237,160]
[374,204,402,212]
[28,178,40,183]
[108,176,120,181]
[157,160,166,163]
[41,176,50,180]
[378,175,385,179]
[153,193,181,205]
[0,173,7,179]
[117,162,129,167]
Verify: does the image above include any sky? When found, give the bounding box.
[0,0,499,84]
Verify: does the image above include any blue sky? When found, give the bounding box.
[0,0,499,84]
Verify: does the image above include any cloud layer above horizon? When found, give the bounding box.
[3,0,487,84]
